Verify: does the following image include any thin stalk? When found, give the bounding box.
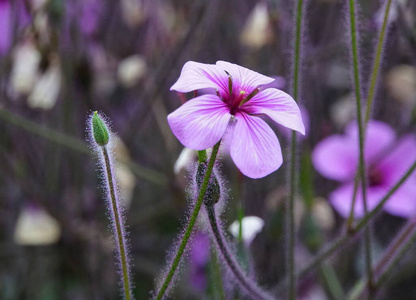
[155,141,221,300]
[348,0,373,292]
[287,0,304,298]
[347,0,393,227]
[0,108,167,185]
[277,159,416,292]
[320,263,345,300]
[206,205,273,300]
[347,220,416,300]
[364,0,392,125]
[211,247,226,300]
[102,147,132,300]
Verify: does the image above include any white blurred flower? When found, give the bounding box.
[240,3,270,48]
[113,137,136,208]
[174,147,196,175]
[117,55,147,88]
[385,64,416,105]
[330,94,355,129]
[14,205,61,246]
[312,197,335,230]
[229,216,265,246]
[28,57,61,110]
[10,42,41,95]
[121,0,146,28]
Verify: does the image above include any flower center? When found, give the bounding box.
[368,167,384,187]
[222,70,259,115]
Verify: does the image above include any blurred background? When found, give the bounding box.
[1,0,416,299]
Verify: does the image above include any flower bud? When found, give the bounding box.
[196,162,220,206]
[92,111,109,146]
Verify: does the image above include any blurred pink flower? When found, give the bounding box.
[168,61,305,178]
[312,120,416,218]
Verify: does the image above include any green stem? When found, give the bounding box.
[288,0,304,298]
[206,205,272,300]
[102,147,132,300]
[211,247,226,300]
[348,0,373,291]
[155,141,221,300]
[364,0,392,125]
[277,159,416,292]
[0,108,167,186]
[348,0,393,229]
[347,220,416,300]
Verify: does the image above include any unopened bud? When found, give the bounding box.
[92,111,109,146]
[196,162,221,206]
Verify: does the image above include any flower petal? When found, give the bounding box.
[377,134,416,184]
[242,88,305,134]
[383,183,416,218]
[330,184,385,218]
[216,61,274,92]
[170,61,229,94]
[346,120,396,163]
[230,113,282,178]
[167,94,231,150]
[312,135,358,181]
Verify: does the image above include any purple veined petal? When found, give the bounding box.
[230,113,283,178]
[167,94,231,150]
[383,182,416,218]
[216,61,274,93]
[242,88,305,135]
[329,183,385,218]
[312,135,358,181]
[346,120,396,163]
[170,61,229,95]
[377,134,416,185]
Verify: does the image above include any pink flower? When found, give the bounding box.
[168,61,305,178]
[312,120,416,218]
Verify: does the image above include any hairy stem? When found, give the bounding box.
[348,0,373,292]
[364,0,392,125]
[206,205,273,300]
[102,147,132,300]
[155,141,221,300]
[287,0,304,298]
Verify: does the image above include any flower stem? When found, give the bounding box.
[102,147,132,300]
[348,0,373,292]
[288,0,304,298]
[276,159,416,292]
[155,141,221,300]
[347,220,416,300]
[206,205,273,300]
[364,0,392,125]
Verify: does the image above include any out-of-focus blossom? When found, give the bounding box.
[311,198,335,230]
[229,216,265,246]
[240,2,271,49]
[121,0,146,28]
[14,204,62,245]
[10,41,41,95]
[81,0,102,35]
[168,61,305,178]
[0,0,12,55]
[117,55,147,88]
[189,232,210,291]
[173,147,196,175]
[330,94,356,129]
[385,64,416,105]
[113,137,136,208]
[28,56,62,109]
[312,120,416,218]
[0,0,30,56]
